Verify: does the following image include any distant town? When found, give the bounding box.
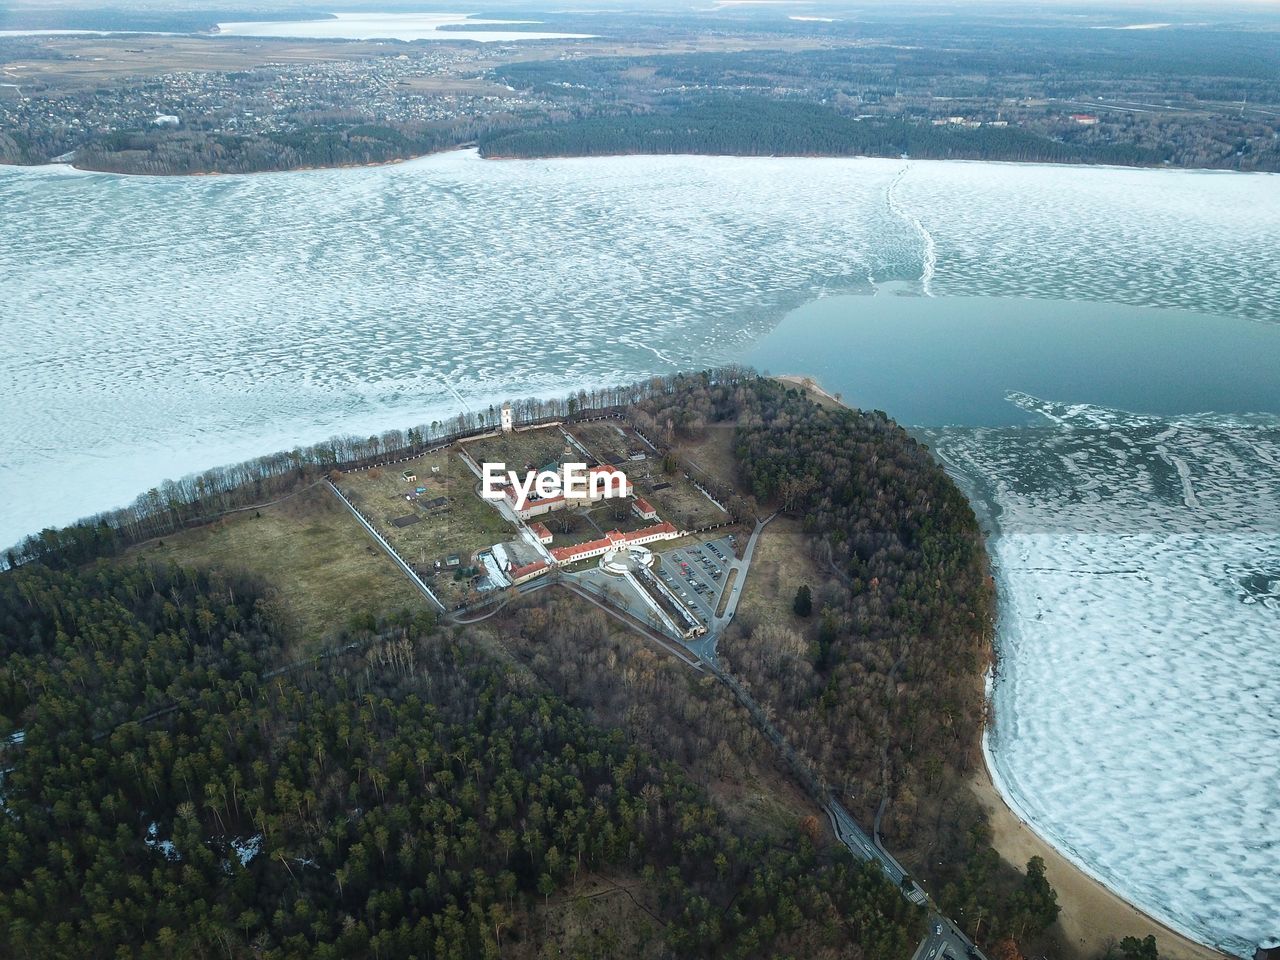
[2,4,1277,174]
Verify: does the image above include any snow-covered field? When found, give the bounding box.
[928,397,1280,957]
[2,152,1278,951]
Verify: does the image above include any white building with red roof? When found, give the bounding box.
[548,522,679,565]
[507,559,550,585]
[631,497,658,521]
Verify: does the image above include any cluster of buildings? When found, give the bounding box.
[487,503,681,586]
[547,521,679,565]
[499,463,633,519]
[464,414,712,641]
[0,46,556,160]
[930,115,1010,128]
[478,438,683,588]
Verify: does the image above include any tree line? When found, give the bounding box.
[478,99,1165,167]
[4,367,756,572]
[70,120,488,178]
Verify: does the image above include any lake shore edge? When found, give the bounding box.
[773,373,1231,960]
[3,144,1274,181]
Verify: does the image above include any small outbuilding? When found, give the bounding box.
[632,497,658,521]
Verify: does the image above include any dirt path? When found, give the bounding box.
[969,764,1227,960]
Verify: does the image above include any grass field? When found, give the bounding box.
[634,470,727,530]
[671,423,740,491]
[583,498,647,533]
[730,515,825,631]
[567,421,646,465]
[337,449,513,606]
[131,484,426,653]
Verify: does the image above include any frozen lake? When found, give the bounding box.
[214,12,594,42]
[5,150,1276,551]
[2,150,1278,954]
[927,399,1279,959]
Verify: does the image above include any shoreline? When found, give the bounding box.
[778,373,1230,960]
[970,753,1228,960]
[2,146,1275,181]
[774,374,845,408]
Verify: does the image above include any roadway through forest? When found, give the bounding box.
[685,512,985,960]
[341,461,986,960]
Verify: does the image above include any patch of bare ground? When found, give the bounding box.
[129,484,426,654]
[671,422,741,490]
[509,868,666,960]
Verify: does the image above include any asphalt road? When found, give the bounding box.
[913,913,986,960]
[710,514,773,635]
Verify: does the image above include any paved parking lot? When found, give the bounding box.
[656,535,736,626]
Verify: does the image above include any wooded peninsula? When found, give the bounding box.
[0,370,1165,960]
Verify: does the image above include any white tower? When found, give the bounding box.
[500,402,513,434]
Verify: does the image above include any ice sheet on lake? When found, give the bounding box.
[928,397,1280,957]
[1,151,1276,549]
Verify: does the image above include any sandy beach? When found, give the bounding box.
[774,373,846,407]
[969,764,1227,960]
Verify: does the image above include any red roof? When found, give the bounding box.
[550,536,612,563]
[529,521,553,540]
[618,522,677,542]
[509,559,549,580]
[548,522,678,563]
[633,497,656,515]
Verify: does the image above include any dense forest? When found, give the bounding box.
[0,560,923,958]
[478,100,1165,167]
[630,375,1064,949]
[70,122,465,177]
